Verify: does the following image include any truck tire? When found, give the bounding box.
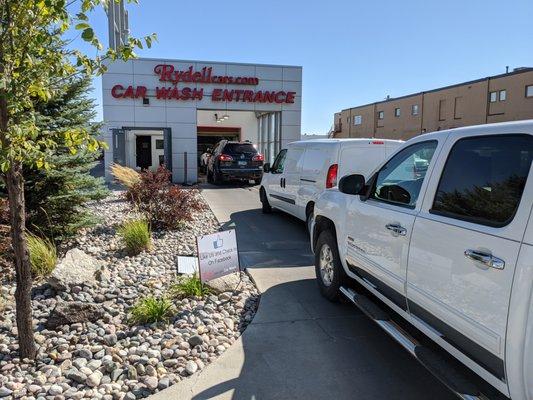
[315,230,347,301]
[260,187,272,214]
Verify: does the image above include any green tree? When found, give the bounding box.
[0,0,155,359]
[25,76,109,241]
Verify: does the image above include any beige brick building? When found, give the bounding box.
[332,68,533,140]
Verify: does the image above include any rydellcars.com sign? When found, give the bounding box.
[111,64,297,104]
[196,229,239,282]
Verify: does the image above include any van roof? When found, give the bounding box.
[291,138,404,145]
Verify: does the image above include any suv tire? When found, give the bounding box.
[213,171,222,185]
[315,230,347,301]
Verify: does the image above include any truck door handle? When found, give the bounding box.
[280,178,286,188]
[385,223,406,236]
[464,249,505,270]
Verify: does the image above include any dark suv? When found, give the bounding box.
[207,140,264,185]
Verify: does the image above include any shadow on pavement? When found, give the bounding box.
[189,276,456,400]
[225,208,315,269]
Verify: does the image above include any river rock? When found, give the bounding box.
[205,272,241,293]
[46,301,104,329]
[48,249,100,290]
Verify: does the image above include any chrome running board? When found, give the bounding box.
[340,286,491,400]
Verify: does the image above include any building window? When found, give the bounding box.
[411,104,419,116]
[489,91,497,103]
[378,111,384,120]
[353,115,362,125]
[499,90,506,101]
[155,139,164,149]
[454,96,463,119]
[394,108,401,117]
[526,85,533,98]
[347,116,350,124]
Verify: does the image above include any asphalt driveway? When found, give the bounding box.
[151,183,456,400]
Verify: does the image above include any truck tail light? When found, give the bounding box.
[252,153,264,162]
[372,140,384,145]
[326,164,338,188]
[218,154,233,162]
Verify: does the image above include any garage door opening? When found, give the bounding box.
[197,126,240,175]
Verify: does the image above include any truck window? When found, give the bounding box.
[431,134,533,227]
[370,141,438,208]
[271,149,287,174]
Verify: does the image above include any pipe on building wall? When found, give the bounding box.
[420,92,425,134]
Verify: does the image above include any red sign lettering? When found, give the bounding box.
[111,65,297,104]
[111,84,147,99]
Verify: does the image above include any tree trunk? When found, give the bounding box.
[5,162,37,360]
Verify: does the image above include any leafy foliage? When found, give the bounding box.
[118,219,152,255]
[129,296,174,325]
[125,167,205,229]
[27,233,57,277]
[111,163,141,188]
[169,274,212,299]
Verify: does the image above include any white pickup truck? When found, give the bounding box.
[311,121,533,400]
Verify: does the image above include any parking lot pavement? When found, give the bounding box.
[151,183,456,400]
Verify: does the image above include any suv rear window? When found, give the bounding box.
[224,143,256,153]
[431,134,533,227]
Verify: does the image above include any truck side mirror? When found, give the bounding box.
[339,174,366,195]
[263,163,270,173]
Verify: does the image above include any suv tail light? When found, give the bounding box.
[218,154,233,162]
[326,164,338,188]
[252,153,264,162]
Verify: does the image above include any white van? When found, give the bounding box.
[259,138,402,228]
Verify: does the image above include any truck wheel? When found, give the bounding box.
[260,187,272,214]
[315,230,347,301]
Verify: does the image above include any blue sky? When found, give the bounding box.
[74,0,533,134]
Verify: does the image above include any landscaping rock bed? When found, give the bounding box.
[0,190,260,399]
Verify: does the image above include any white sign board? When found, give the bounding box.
[196,229,239,282]
[177,256,198,275]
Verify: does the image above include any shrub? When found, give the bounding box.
[170,274,212,299]
[125,166,205,229]
[118,219,151,255]
[129,296,174,324]
[111,163,141,188]
[27,233,57,277]
[23,76,109,242]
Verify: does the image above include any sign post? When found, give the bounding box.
[196,229,239,283]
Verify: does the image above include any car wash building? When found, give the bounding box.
[102,58,302,183]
